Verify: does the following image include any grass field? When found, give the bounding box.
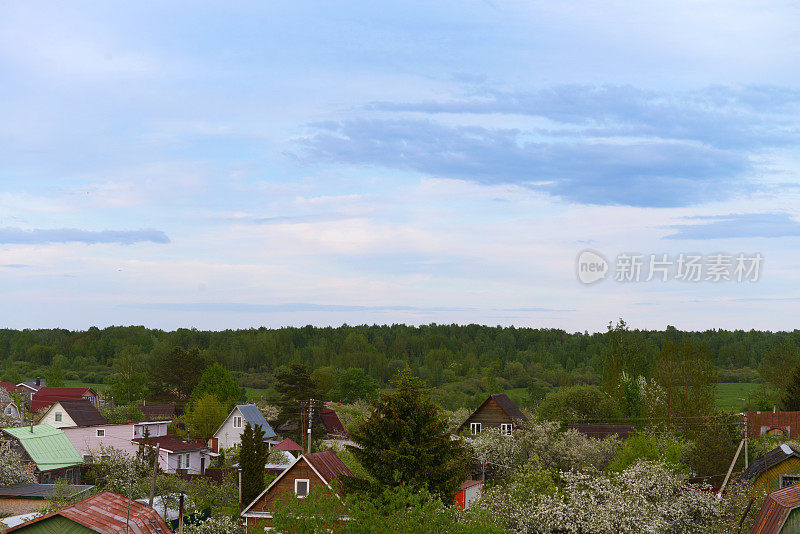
[715,382,764,411]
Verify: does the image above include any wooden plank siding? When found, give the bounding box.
[753,457,800,495]
[463,398,513,429]
[245,461,332,530]
[11,516,95,534]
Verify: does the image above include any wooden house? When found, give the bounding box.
[0,484,93,516]
[30,387,100,414]
[457,393,529,436]
[749,483,800,533]
[241,450,353,530]
[0,424,83,484]
[740,444,800,494]
[4,490,171,533]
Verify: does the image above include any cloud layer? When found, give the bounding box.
[0,228,170,245]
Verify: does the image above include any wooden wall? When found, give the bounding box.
[464,399,513,429]
[752,457,800,494]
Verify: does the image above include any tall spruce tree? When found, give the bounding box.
[240,422,269,508]
[346,368,469,503]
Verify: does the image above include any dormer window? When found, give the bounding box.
[233,416,243,428]
[295,479,309,498]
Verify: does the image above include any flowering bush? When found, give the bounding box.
[0,441,35,486]
[183,515,246,534]
[477,460,754,533]
[467,420,619,477]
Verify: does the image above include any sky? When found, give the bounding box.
[2,1,800,332]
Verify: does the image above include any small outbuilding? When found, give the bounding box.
[0,483,94,516]
[740,444,800,494]
[750,483,800,533]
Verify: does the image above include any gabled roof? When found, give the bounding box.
[16,382,46,392]
[138,404,175,421]
[321,407,348,438]
[0,382,19,395]
[237,404,278,438]
[749,484,800,534]
[1,424,83,471]
[44,400,106,427]
[275,438,304,452]
[30,387,98,413]
[242,451,354,516]
[4,490,171,533]
[457,392,529,432]
[741,444,800,482]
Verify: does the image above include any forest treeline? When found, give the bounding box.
[0,323,795,408]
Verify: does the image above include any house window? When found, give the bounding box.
[185,454,190,468]
[54,412,62,422]
[177,455,182,469]
[470,423,481,435]
[295,479,310,498]
[781,474,800,488]
[96,429,105,437]
[233,416,243,428]
[500,424,513,436]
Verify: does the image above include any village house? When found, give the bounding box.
[1,400,21,420]
[749,483,800,533]
[457,393,529,436]
[264,438,303,475]
[4,490,172,533]
[740,444,800,494]
[0,483,93,516]
[0,424,83,484]
[37,399,106,429]
[14,379,46,403]
[29,386,100,413]
[453,479,484,510]
[132,434,214,474]
[211,403,277,452]
[241,450,354,530]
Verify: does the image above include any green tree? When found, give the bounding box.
[151,347,207,398]
[192,362,244,409]
[274,363,317,425]
[330,367,379,403]
[311,366,336,398]
[185,394,230,441]
[760,342,800,391]
[107,348,150,404]
[346,368,469,503]
[45,354,67,387]
[783,363,800,410]
[538,384,622,424]
[240,421,269,507]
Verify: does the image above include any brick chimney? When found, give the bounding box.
[35,377,40,387]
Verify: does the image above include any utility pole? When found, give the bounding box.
[177,492,185,534]
[744,411,749,470]
[307,398,314,454]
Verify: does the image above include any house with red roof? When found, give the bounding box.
[241,450,353,530]
[4,490,171,533]
[749,483,800,533]
[30,387,100,413]
[132,433,214,475]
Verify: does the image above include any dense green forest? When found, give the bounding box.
[0,323,794,409]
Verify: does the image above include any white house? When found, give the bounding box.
[1,401,20,421]
[38,400,106,429]
[212,404,277,452]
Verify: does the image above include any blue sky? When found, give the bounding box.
[2,1,800,331]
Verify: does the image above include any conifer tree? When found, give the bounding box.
[240,422,269,508]
[783,363,800,410]
[346,368,469,503]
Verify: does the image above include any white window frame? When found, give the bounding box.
[295,479,310,498]
[233,416,243,428]
[470,422,481,435]
[500,423,513,436]
[185,453,190,468]
[96,429,105,437]
[54,412,62,422]
[177,455,182,470]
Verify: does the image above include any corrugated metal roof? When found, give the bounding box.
[237,404,278,439]
[275,438,304,451]
[304,450,354,484]
[2,424,83,471]
[0,483,93,499]
[31,387,97,413]
[5,490,171,534]
[748,485,800,533]
[132,434,207,453]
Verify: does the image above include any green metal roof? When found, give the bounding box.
[2,424,83,471]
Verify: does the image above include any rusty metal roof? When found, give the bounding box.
[305,450,354,484]
[132,434,207,453]
[4,490,171,534]
[748,484,800,533]
[320,408,348,438]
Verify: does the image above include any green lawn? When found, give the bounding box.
[715,382,763,411]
